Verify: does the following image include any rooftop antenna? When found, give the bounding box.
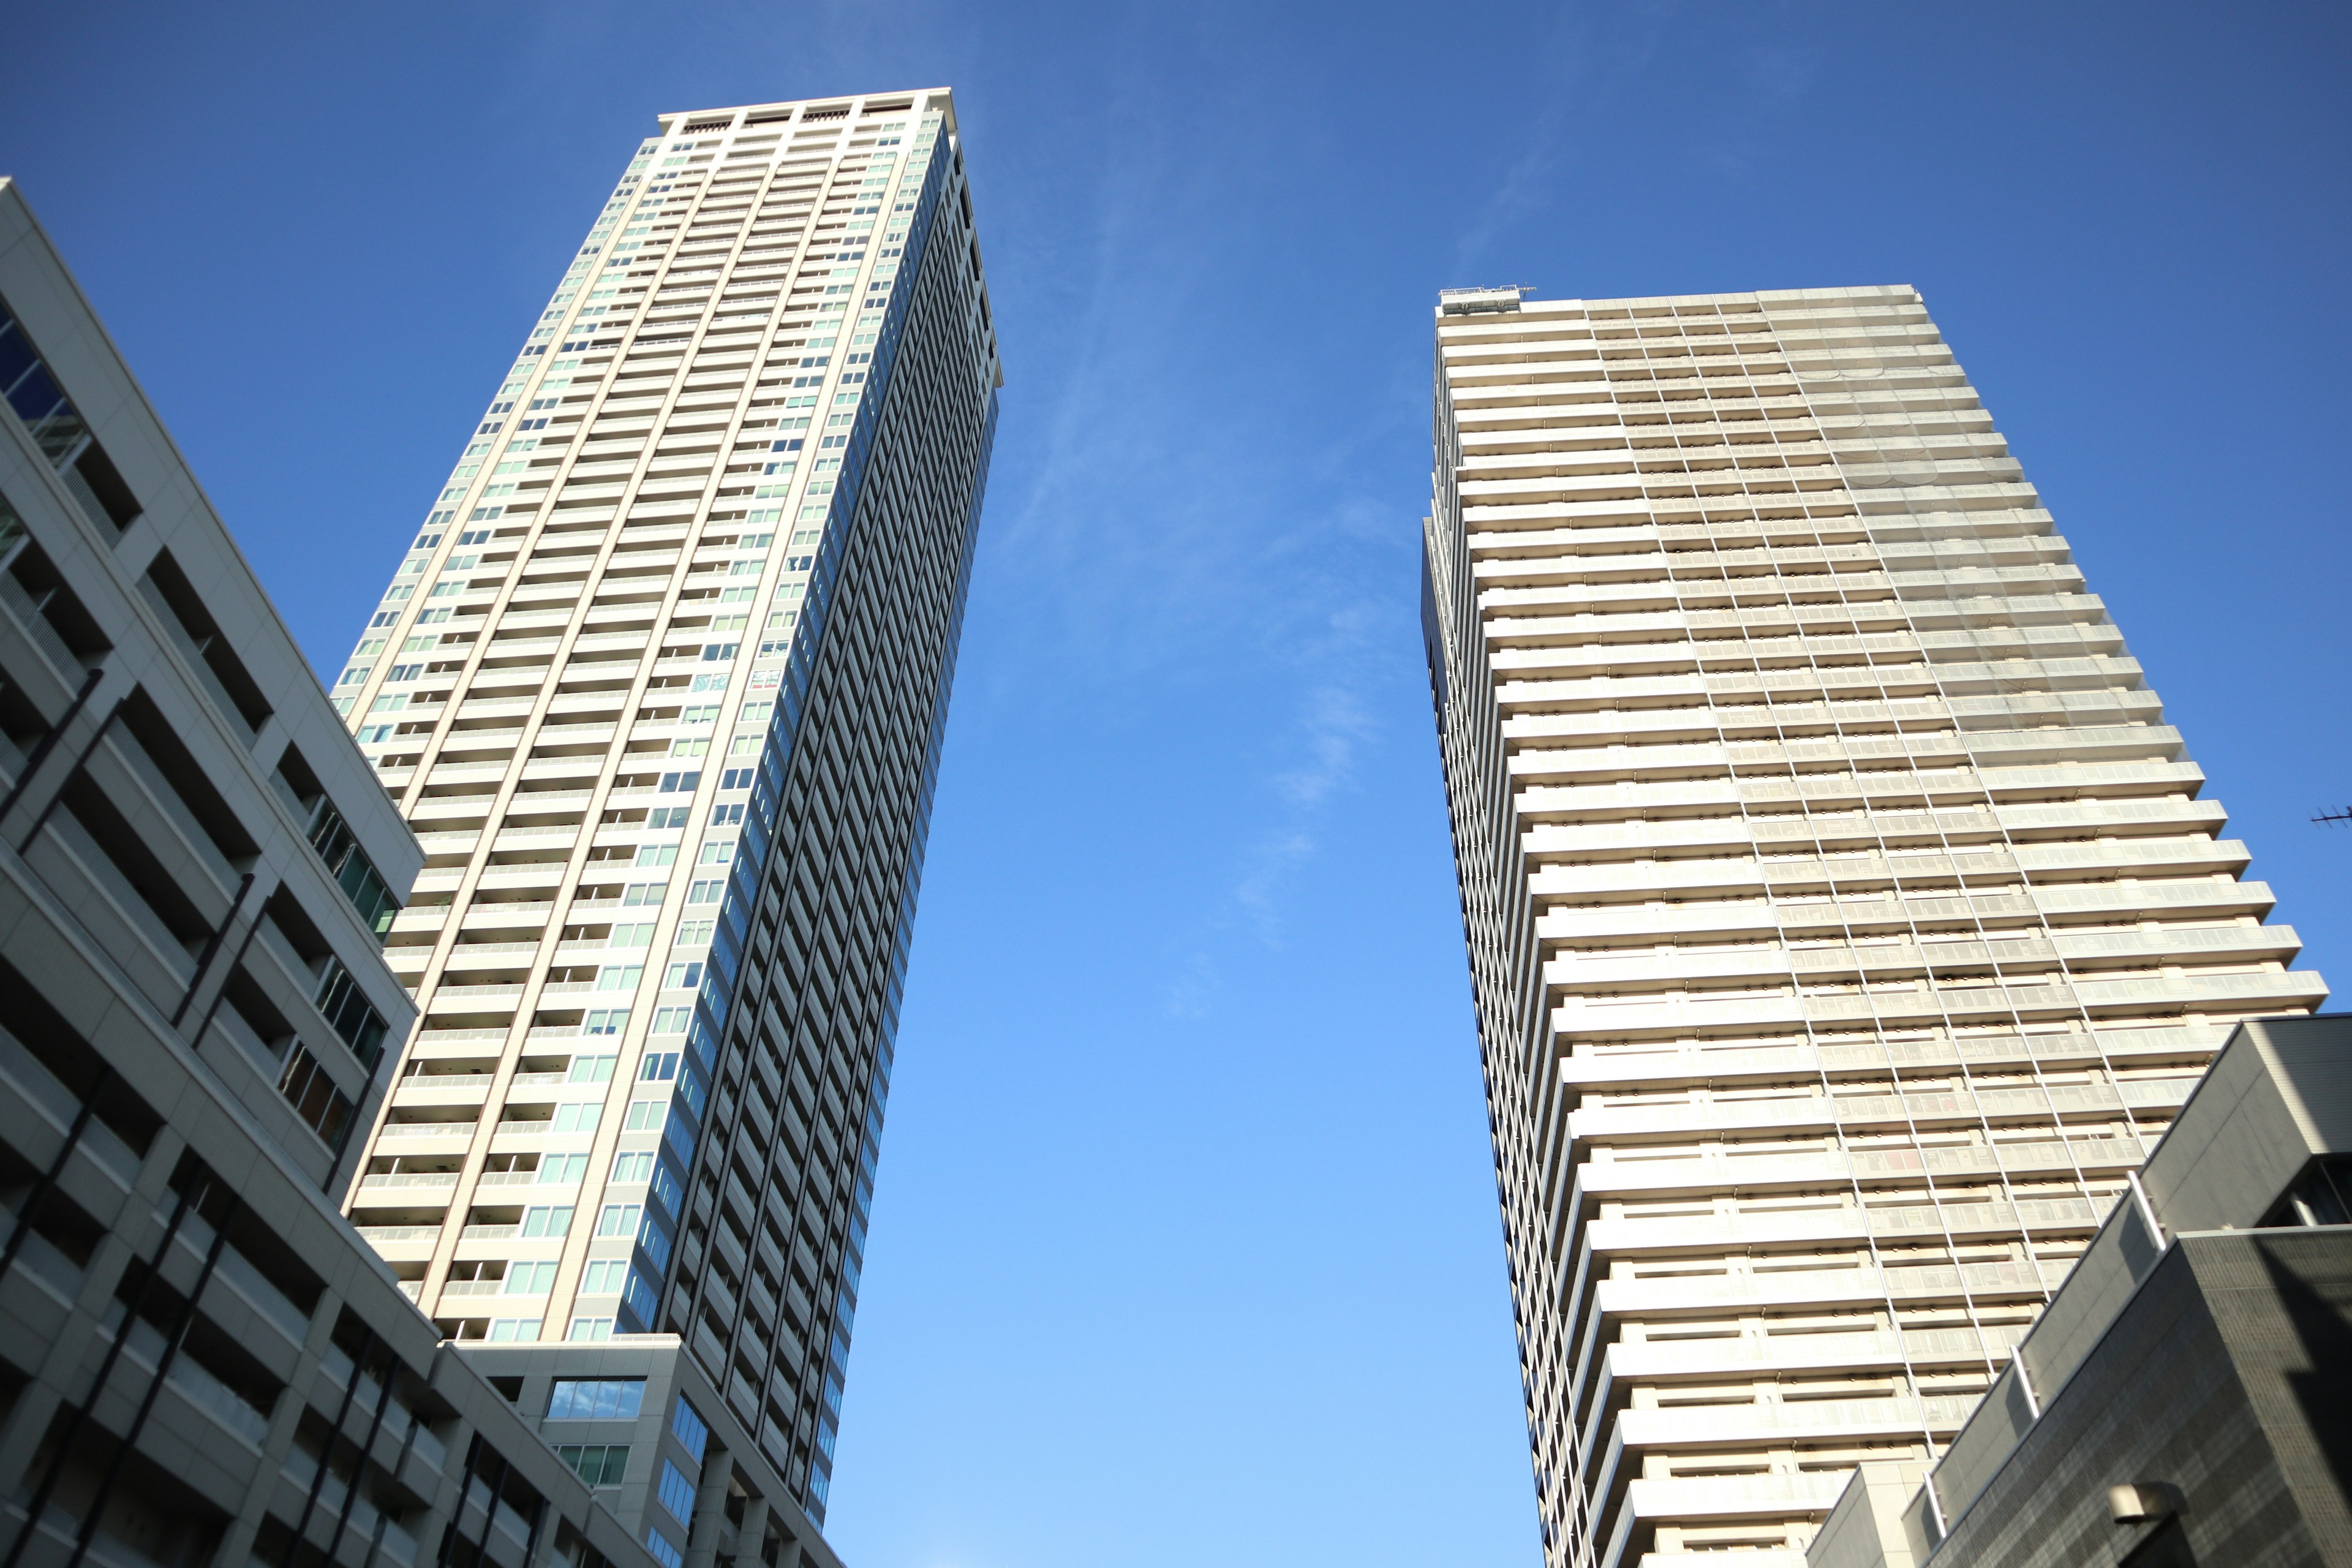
[2316,808,2352,826]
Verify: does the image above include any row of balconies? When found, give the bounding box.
[1585,1253,2063,1329]
[396,681,760,735]
[404,816,699,873]
[1460,463,1848,511]
[1507,722,2181,797]
[1534,874,2271,949]
[1453,439,1846,487]
[390,892,657,944]
[1442,334,1809,378]
[1578,1341,2011,1505]
[1521,794,2223,862]
[1599,1321,2027,1396]
[1588,1393,1983,1530]
[1553,967,2323,1042]
[1441,317,1792,353]
[1466,540,1956,590]
[1472,590,2059,657]
[1521,828,2234,910]
[1469,527,2059,584]
[1499,688,2159,753]
[1455,491,2040,556]
[1453,472,1834,529]
[1481,620,2120,681]
[1461,487,2032,568]
[1450,405,1984,469]
[386,1068,570,1097]
[1463,356,1953,407]
[1507,690,1962,745]
[1478,560,2081,620]
[405,788,601,828]
[1430,364,1872,421]
[1496,659,2145,722]
[1465,523,1872,573]
[1564,1072,2199,1145]
[1525,726,2181,792]
[1452,398,1936,456]
[1545,921,2291,997]
[1583,1196,2103,1262]
[350,1147,655,1206]
[1561,1020,2220,1090]
[1443,352,1795,391]
[1702,587,2094,639]
[1520,757,2205,826]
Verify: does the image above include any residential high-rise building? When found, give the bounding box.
[334,90,998,1532]
[1418,284,2325,1568]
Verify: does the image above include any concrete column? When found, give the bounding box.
[682,1448,732,1568]
[732,1496,769,1568]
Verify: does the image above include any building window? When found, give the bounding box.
[556,1444,628,1485]
[302,799,402,939]
[540,1154,589,1185]
[505,1261,559,1294]
[671,1396,710,1463]
[548,1378,646,1420]
[276,1047,355,1146]
[581,1259,630,1295]
[657,1460,696,1526]
[314,958,390,1068]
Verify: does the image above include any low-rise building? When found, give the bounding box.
[1809,1014,2352,1568]
[0,179,839,1568]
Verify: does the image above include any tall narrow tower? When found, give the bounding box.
[1419,285,2323,1568]
[337,89,998,1529]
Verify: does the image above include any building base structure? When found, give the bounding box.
[450,1341,835,1568]
[1809,1016,2352,1568]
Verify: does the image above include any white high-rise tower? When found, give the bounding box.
[336,89,998,1538]
[1419,284,2323,1568]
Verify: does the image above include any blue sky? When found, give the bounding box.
[7,4,2348,1564]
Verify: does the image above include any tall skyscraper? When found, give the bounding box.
[336,89,998,1529]
[1419,284,2324,1568]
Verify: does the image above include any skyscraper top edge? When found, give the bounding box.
[1433,281,1924,317]
[651,87,960,140]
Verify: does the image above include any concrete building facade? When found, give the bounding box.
[332,90,998,1528]
[0,178,750,1568]
[1418,283,2327,1568]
